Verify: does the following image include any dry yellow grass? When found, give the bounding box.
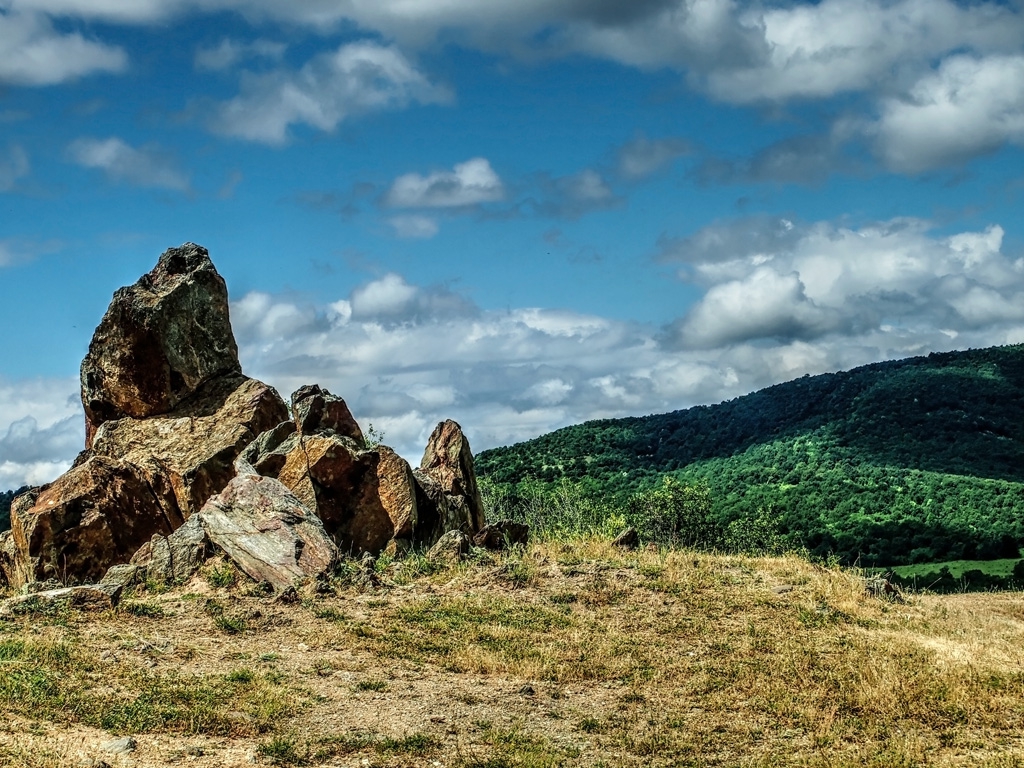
[2,542,1024,767]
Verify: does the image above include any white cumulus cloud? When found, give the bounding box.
[871,54,1024,173]
[385,158,504,209]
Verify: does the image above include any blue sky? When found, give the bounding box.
[2,0,1024,489]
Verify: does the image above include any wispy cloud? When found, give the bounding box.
[207,41,451,145]
[0,9,126,86]
[67,137,191,192]
[0,145,29,192]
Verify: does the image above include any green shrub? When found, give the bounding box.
[625,478,720,549]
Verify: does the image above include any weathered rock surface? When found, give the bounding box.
[426,530,472,564]
[6,244,288,589]
[135,514,208,585]
[8,456,179,585]
[90,374,288,517]
[242,388,423,555]
[0,583,122,616]
[0,531,14,588]
[291,384,363,443]
[473,520,530,551]
[415,420,486,539]
[81,243,242,447]
[196,472,339,592]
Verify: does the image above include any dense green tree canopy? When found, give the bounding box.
[475,345,1024,566]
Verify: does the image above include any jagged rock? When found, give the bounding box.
[136,514,208,584]
[0,531,14,588]
[7,245,289,589]
[291,384,364,443]
[81,243,242,447]
[90,374,288,517]
[99,563,146,591]
[473,520,530,551]
[196,472,339,593]
[9,456,179,585]
[426,530,472,564]
[376,446,418,540]
[415,420,486,538]
[244,402,420,554]
[0,583,122,615]
[239,420,296,476]
[612,527,640,550]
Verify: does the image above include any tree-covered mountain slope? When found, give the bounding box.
[475,345,1024,566]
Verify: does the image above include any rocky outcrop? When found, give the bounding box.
[241,389,419,555]
[90,374,288,517]
[414,420,486,539]
[4,243,489,590]
[81,243,242,447]
[5,244,288,589]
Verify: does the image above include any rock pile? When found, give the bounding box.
[0,243,489,593]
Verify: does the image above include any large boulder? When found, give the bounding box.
[415,420,486,538]
[8,456,179,585]
[195,471,339,593]
[90,374,288,517]
[81,243,242,447]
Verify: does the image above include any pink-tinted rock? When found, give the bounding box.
[196,472,339,592]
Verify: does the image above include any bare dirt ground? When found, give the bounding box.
[3,543,1024,768]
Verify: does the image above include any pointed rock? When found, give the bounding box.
[416,420,486,537]
[81,243,242,447]
[291,385,364,444]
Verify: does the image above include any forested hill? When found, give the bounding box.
[0,488,22,532]
[475,345,1024,567]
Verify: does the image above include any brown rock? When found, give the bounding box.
[10,456,179,586]
[426,530,471,564]
[91,374,288,517]
[473,520,530,551]
[291,385,364,444]
[1,583,122,615]
[0,530,15,588]
[416,420,486,537]
[81,243,242,447]
[196,472,339,593]
[375,446,418,540]
[612,527,640,550]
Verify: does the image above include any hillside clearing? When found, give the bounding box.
[2,543,1024,767]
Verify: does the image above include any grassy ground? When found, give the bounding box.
[2,542,1024,767]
